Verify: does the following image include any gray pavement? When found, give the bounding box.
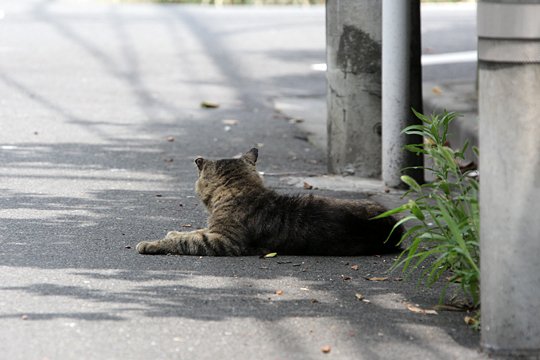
[0,1,483,359]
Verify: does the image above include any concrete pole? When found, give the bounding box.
[478,0,540,357]
[382,0,423,187]
[326,0,382,177]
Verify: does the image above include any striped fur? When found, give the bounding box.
[136,148,403,256]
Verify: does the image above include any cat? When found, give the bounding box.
[136,148,403,256]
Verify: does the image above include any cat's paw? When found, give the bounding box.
[136,240,159,255]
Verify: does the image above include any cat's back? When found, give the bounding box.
[241,192,401,255]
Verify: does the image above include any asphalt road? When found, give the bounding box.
[0,2,484,359]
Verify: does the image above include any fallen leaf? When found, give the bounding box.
[288,118,305,124]
[201,101,219,109]
[222,119,239,126]
[166,136,175,142]
[351,264,359,271]
[303,181,313,190]
[406,303,438,315]
[464,316,478,326]
[432,86,443,95]
[365,277,388,281]
[275,290,284,296]
[263,252,278,258]
[355,293,365,301]
[321,345,331,354]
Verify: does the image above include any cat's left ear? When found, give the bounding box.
[242,148,258,165]
[195,157,205,170]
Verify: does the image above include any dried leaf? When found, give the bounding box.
[432,86,443,95]
[321,345,331,354]
[355,293,364,301]
[303,181,314,190]
[351,264,359,271]
[201,101,219,109]
[365,277,388,282]
[275,290,284,296]
[288,118,304,124]
[464,316,478,326]
[222,119,239,126]
[406,303,438,315]
[263,252,277,258]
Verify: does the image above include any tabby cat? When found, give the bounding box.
[136,148,403,256]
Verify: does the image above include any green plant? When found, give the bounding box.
[375,110,480,307]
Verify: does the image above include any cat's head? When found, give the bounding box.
[194,148,263,209]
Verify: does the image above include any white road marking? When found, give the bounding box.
[422,50,477,66]
[310,50,478,71]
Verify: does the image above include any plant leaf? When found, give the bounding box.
[401,175,422,192]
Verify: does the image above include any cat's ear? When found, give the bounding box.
[194,157,205,170]
[242,148,258,165]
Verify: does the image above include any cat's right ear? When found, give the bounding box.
[195,157,205,170]
[242,148,258,165]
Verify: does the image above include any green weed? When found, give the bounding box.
[375,110,480,307]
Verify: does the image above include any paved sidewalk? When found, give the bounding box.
[0,2,484,359]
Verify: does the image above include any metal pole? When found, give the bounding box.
[479,0,540,357]
[382,0,423,187]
